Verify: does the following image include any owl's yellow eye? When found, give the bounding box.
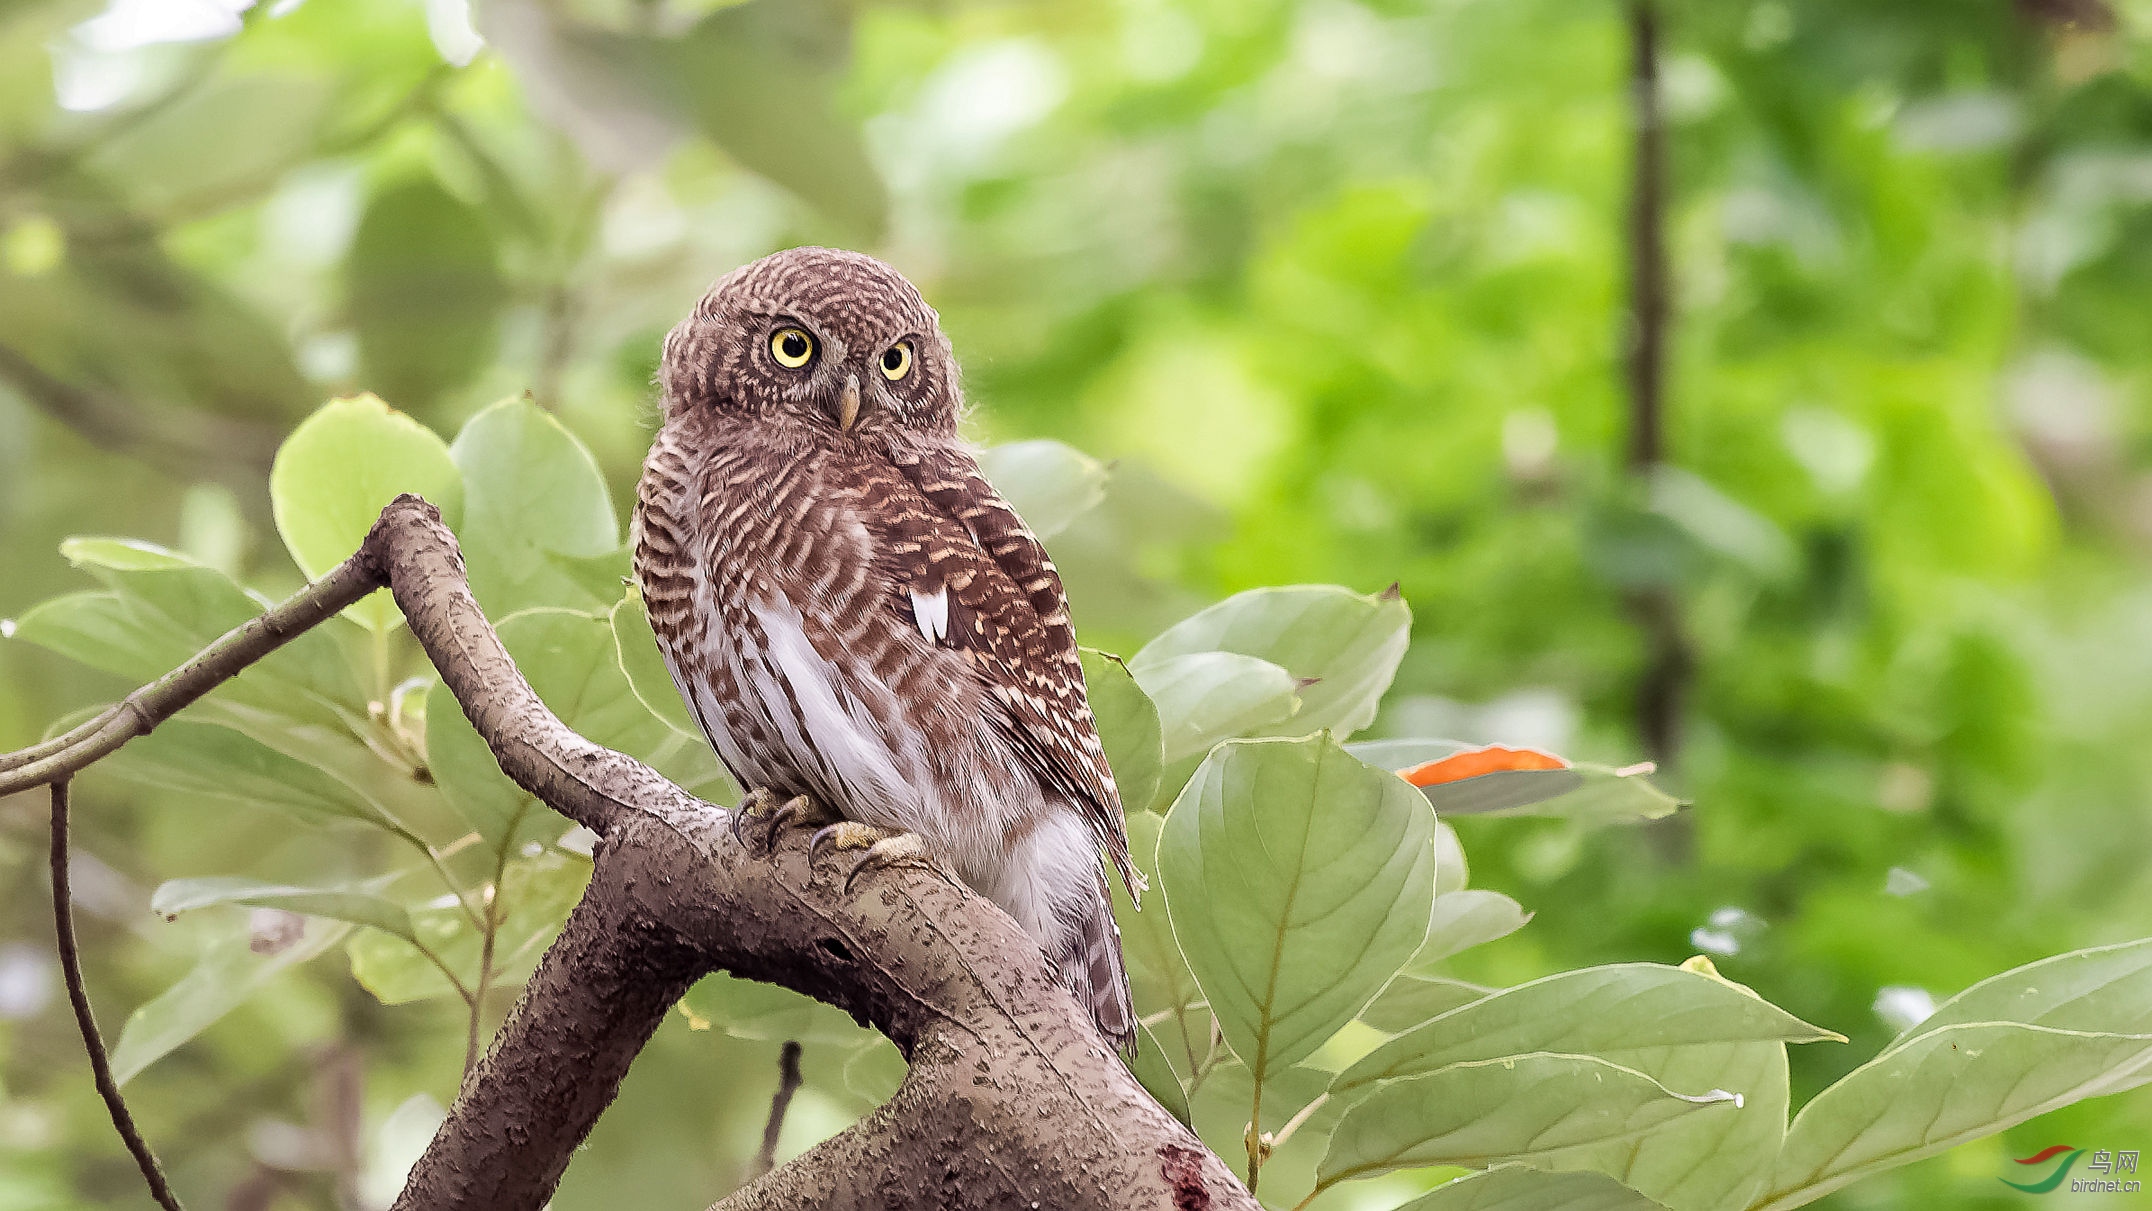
[770,327,815,368]
[879,341,913,382]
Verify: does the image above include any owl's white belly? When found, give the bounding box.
[662,591,1100,949]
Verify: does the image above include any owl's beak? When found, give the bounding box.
[834,374,861,433]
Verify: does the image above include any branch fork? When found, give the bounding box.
[3,495,1252,1211]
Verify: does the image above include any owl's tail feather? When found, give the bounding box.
[1059,872,1137,1055]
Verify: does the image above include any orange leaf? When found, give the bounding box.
[1400,745,1570,787]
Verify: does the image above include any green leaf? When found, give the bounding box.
[151,877,414,943]
[1394,1167,1671,1211]
[1130,651,1298,764]
[1410,890,1533,970]
[678,973,879,1044]
[1562,1035,1790,1211]
[659,0,887,238]
[1113,812,1205,1045]
[1334,963,1841,1097]
[449,398,620,618]
[1538,956,1806,1211]
[981,440,1110,539]
[47,538,364,724]
[1130,1020,1193,1127]
[611,588,700,738]
[425,678,541,856]
[13,542,365,734]
[1347,739,1684,824]
[1432,817,1468,896]
[841,1037,908,1105]
[1081,648,1163,813]
[111,920,351,1085]
[1360,974,1493,1034]
[1413,765,1683,823]
[429,607,727,853]
[347,851,589,1004]
[1159,734,1435,1085]
[1136,585,1411,742]
[101,719,409,836]
[1758,938,2152,1211]
[270,394,464,632]
[1317,1053,1740,1186]
[347,176,507,410]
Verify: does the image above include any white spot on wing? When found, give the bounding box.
[911,585,949,644]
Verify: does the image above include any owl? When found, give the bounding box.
[633,246,1138,1051]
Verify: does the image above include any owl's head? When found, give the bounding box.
[660,246,960,440]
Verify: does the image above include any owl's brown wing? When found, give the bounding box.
[880,444,1137,897]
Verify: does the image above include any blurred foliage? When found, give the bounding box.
[2,0,2152,1207]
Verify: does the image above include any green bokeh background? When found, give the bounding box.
[2,0,2149,1207]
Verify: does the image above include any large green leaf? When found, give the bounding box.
[1318,1053,1740,1186]
[429,607,724,853]
[100,719,410,837]
[1112,812,1204,1058]
[1494,956,1813,1211]
[610,589,700,738]
[677,972,879,1045]
[111,921,352,1085]
[1758,938,2152,1211]
[1130,651,1299,765]
[1130,1020,1193,1126]
[1560,1035,1790,1211]
[1394,1167,1671,1211]
[152,877,415,944]
[1159,734,1435,1084]
[449,399,620,618]
[347,176,506,410]
[656,0,887,238]
[1334,963,1840,1096]
[44,538,363,723]
[1359,974,1493,1034]
[981,440,1110,539]
[494,0,885,236]
[1081,648,1164,814]
[12,541,365,735]
[1136,585,1410,742]
[270,394,464,632]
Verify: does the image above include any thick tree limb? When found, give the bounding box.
[4,494,1253,1211]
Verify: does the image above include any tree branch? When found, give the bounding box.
[51,780,186,1211]
[1623,0,1693,776]
[4,494,1253,1211]
[752,1041,804,1180]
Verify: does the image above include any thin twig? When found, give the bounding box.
[465,841,515,1077]
[752,1041,805,1180]
[51,780,186,1211]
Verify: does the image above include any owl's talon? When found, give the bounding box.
[730,787,783,850]
[808,820,887,862]
[731,790,835,853]
[846,833,936,893]
[760,795,834,852]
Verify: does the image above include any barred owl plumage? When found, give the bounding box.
[633,246,1137,1051]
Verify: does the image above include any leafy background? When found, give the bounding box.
[1,0,2150,1207]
